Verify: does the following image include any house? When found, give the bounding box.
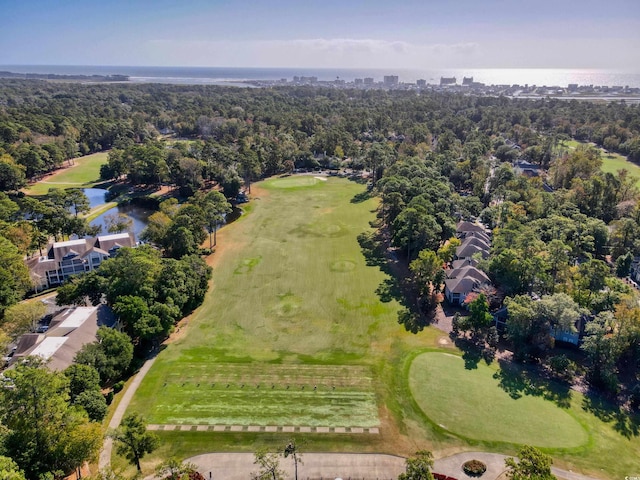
[455,237,490,260]
[11,305,116,371]
[513,160,541,177]
[455,220,487,237]
[445,276,484,305]
[26,232,136,290]
[446,265,491,284]
[451,257,479,269]
[444,265,492,305]
[445,220,494,305]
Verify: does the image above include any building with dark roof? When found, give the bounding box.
[26,232,136,290]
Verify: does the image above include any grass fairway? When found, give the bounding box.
[128,176,409,430]
[123,175,640,479]
[25,151,109,195]
[409,353,587,448]
[563,140,640,187]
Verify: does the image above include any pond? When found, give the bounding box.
[83,188,109,209]
[82,188,151,239]
[90,203,152,239]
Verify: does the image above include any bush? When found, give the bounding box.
[462,459,486,477]
[112,380,125,393]
[548,354,577,381]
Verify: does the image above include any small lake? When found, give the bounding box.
[82,188,151,239]
[90,203,152,239]
[83,188,109,209]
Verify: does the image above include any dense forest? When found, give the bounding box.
[1,79,640,425]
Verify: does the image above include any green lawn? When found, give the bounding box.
[121,176,639,479]
[562,140,640,187]
[25,151,109,195]
[409,353,587,448]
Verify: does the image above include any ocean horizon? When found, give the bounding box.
[2,65,640,88]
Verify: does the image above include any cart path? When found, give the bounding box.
[98,355,158,469]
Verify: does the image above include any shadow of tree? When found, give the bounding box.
[357,231,388,270]
[376,278,402,303]
[582,392,640,438]
[351,191,373,203]
[492,359,572,409]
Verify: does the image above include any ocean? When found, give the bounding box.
[2,65,640,88]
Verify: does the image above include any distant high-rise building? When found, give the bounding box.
[416,79,426,87]
[383,75,399,86]
[355,78,364,85]
[364,77,374,85]
[440,77,456,86]
[462,76,473,85]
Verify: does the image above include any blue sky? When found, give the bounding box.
[1,0,639,69]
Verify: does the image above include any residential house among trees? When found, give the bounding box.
[444,221,494,305]
[26,232,136,290]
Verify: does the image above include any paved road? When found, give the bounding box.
[187,452,605,480]
[188,452,406,480]
[98,355,157,469]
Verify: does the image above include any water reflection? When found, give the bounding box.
[82,188,109,209]
[90,204,152,238]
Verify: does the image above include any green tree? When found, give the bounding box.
[410,249,445,314]
[74,389,108,421]
[75,326,134,383]
[111,413,158,472]
[468,293,493,333]
[0,456,26,480]
[398,450,434,480]
[251,449,284,480]
[505,445,557,480]
[155,458,198,480]
[193,190,232,248]
[0,236,32,316]
[0,358,102,479]
[1,301,45,340]
[0,154,27,193]
[64,364,101,400]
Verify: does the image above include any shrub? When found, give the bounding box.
[462,459,486,477]
[112,380,125,393]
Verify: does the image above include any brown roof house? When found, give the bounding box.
[26,232,136,291]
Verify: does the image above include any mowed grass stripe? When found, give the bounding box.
[409,353,588,448]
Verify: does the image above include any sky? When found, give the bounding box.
[1,0,639,70]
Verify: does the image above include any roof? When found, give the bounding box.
[96,232,136,252]
[80,247,109,259]
[446,266,490,283]
[11,305,116,371]
[460,236,491,252]
[456,221,486,234]
[456,243,490,260]
[452,258,479,269]
[464,231,491,243]
[445,276,482,294]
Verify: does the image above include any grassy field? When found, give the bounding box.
[120,175,639,479]
[25,151,109,195]
[563,139,640,186]
[409,353,587,448]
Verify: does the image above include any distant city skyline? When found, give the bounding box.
[1,0,639,70]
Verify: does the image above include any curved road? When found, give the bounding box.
[186,451,603,480]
